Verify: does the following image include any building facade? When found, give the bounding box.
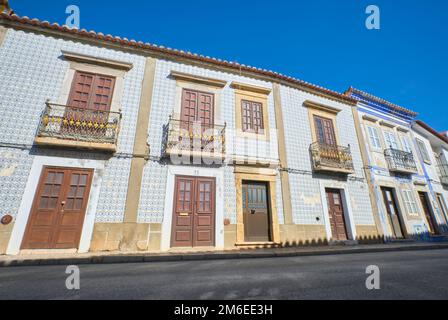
[1,13,435,256]
[346,88,448,240]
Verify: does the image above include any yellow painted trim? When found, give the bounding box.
[362,114,378,123]
[273,83,293,225]
[234,90,270,141]
[304,100,342,115]
[61,50,134,71]
[234,171,281,245]
[379,120,396,128]
[307,107,341,146]
[170,71,227,88]
[351,106,384,237]
[230,81,271,95]
[0,26,7,48]
[123,57,157,223]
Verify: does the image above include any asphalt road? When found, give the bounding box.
[1,249,448,300]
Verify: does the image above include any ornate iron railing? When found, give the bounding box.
[37,102,121,144]
[384,148,417,173]
[310,142,354,172]
[438,164,448,184]
[162,117,226,155]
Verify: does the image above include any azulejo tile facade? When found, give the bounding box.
[0,13,446,255]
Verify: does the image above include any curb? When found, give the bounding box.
[1,243,448,267]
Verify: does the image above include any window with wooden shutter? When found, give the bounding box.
[68,71,116,111]
[241,100,264,134]
[314,115,337,146]
[180,89,214,129]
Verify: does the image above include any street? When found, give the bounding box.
[0,249,448,300]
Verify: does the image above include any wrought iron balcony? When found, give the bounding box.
[162,117,226,159]
[35,102,121,152]
[310,142,354,174]
[438,164,448,185]
[384,148,417,174]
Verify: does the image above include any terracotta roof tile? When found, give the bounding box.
[0,13,356,104]
[345,87,418,118]
[415,120,448,145]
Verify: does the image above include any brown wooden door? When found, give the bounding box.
[381,187,404,239]
[419,192,439,235]
[243,182,271,242]
[314,115,337,146]
[171,176,215,247]
[181,89,214,131]
[326,189,348,241]
[22,167,93,250]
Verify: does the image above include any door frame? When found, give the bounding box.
[418,191,439,235]
[7,156,104,255]
[235,171,281,245]
[242,180,272,242]
[161,165,224,251]
[319,182,357,241]
[170,175,216,248]
[381,186,406,239]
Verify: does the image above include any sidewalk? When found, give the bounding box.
[2,242,448,267]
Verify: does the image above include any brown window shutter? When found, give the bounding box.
[68,71,115,111]
[241,100,264,133]
[314,115,337,146]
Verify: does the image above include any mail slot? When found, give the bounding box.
[179,212,189,216]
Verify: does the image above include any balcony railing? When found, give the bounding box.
[384,148,417,174]
[35,102,121,151]
[438,164,448,185]
[310,142,354,173]
[162,117,226,158]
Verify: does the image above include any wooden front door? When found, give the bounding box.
[381,187,404,239]
[243,182,271,242]
[171,176,215,248]
[419,192,439,235]
[326,189,348,241]
[22,167,93,250]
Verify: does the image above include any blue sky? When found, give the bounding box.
[10,0,448,131]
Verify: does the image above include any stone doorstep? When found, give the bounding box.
[1,242,448,267]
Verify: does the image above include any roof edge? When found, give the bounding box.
[414,120,448,145]
[345,87,418,118]
[0,13,357,105]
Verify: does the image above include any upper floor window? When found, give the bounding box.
[416,138,431,163]
[401,136,413,153]
[367,125,382,149]
[68,71,116,111]
[402,190,419,215]
[180,89,214,129]
[241,99,264,134]
[314,115,337,146]
[383,131,399,149]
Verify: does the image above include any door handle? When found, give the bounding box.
[251,209,256,215]
[61,201,66,213]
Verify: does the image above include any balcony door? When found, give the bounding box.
[314,115,337,146]
[181,89,214,131]
[64,71,116,137]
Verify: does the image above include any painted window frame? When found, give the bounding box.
[383,131,399,150]
[366,125,382,149]
[234,88,270,141]
[400,135,413,154]
[416,138,432,164]
[402,189,420,216]
[241,99,265,134]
